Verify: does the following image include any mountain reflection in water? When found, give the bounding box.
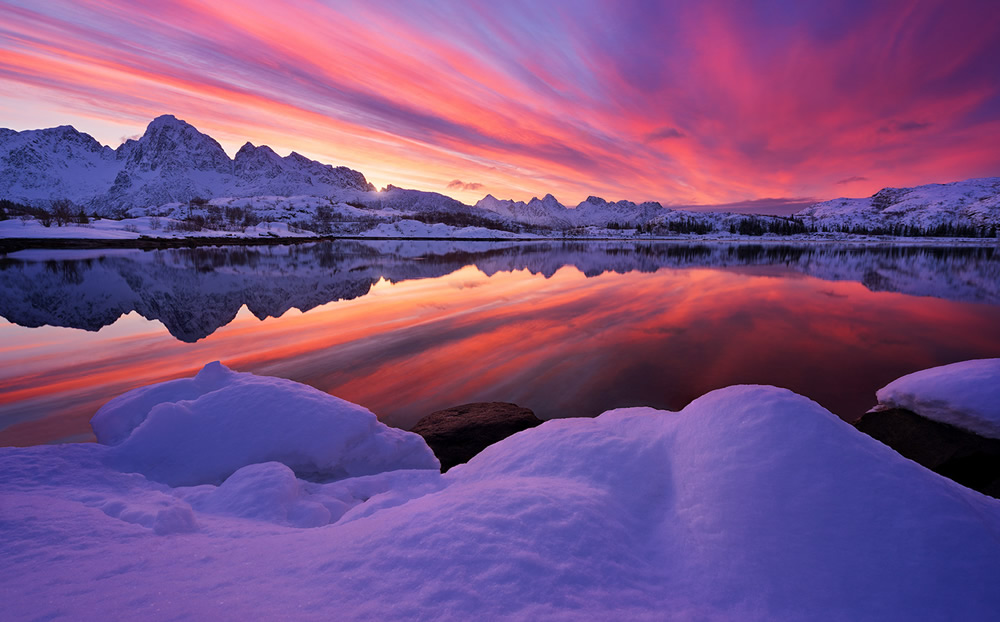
[2,240,999,445]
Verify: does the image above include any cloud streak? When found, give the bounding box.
[447,180,484,192]
[0,0,997,205]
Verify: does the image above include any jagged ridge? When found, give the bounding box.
[1,115,374,215]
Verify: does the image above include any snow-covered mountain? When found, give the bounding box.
[797,177,1000,232]
[474,193,673,228]
[0,125,119,203]
[1,115,373,215]
[3,115,999,235]
[475,193,575,227]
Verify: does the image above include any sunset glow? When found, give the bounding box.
[1,0,998,207]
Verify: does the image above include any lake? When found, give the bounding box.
[2,240,999,446]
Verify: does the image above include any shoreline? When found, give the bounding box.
[2,233,998,253]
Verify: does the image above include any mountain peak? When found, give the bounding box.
[148,114,184,128]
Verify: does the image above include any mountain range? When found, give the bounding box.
[2,115,999,234]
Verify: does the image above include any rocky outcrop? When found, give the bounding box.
[410,402,543,472]
[854,407,1000,498]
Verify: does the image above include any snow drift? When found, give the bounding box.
[93,361,439,485]
[3,367,1000,620]
[876,358,1000,439]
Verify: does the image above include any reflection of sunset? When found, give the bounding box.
[3,262,1000,446]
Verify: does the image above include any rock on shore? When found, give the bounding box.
[855,359,1000,497]
[410,402,542,471]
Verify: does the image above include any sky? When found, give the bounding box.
[1,0,998,211]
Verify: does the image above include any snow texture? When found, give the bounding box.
[798,177,1000,231]
[876,358,1000,439]
[3,369,1000,620]
[93,361,439,485]
[358,218,532,239]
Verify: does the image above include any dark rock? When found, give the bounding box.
[855,407,1000,498]
[410,402,543,472]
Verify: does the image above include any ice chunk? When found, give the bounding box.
[99,362,438,486]
[876,358,1000,438]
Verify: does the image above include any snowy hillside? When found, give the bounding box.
[1,115,373,215]
[797,177,1000,232]
[0,125,119,203]
[3,364,1000,619]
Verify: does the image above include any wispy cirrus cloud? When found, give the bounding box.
[0,0,997,206]
[836,176,869,185]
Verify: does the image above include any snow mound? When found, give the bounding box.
[876,358,1000,438]
[4,382,1000,619]
[181,462,332,528]
[179,464,444,528]
[95,362,438,485]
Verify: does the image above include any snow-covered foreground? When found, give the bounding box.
[4,363,1000,620]
[876,358,1000,439]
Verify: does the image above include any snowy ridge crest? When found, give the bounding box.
[797,177,1000,231]
[1,115,374,214]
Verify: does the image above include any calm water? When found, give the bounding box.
[2,240,999,446]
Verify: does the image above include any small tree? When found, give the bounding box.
[312,204,333,234]
[76,209,90,225]
[51,199,74,226]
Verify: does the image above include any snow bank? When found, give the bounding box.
[0,219,141,239]
[4,380,1000,620]
[876,358,1000,438]
[94,362,438,485]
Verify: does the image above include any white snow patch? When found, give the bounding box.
[876,358,1000,438]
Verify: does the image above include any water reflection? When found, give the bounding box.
[2,241,999,445]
